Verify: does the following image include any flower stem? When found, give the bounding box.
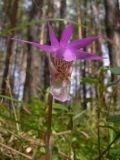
[46,93,53,160]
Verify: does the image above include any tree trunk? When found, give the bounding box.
[104,0,120,108]
[1,0,19,95]
[76,0,86,107]
[43,0,53,93]
[23,0,44,101]
[59,0,66,35]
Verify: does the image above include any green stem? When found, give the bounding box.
[7,80,20,134]
[46,93,53,160]
[97,107,101,160]
[96,132,120,159]
[97,83,101,160]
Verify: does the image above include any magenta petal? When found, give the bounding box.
[60,23,73,46]
[48,22,59,47]
[76,51,102,60]
[11,38,52,52]
[62,48,76,61]
[54,47,76,61]
[70,36,99,49]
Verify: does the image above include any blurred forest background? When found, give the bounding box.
[0,0,120,159]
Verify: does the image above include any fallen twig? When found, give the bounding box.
[0,142,32,160]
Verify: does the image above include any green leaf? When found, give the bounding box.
[99,125,117,133]
[0,18,87,37]
[86,98,96,102]
[110,67,120,75]
[73,110,86,121]
[0,113,39,131]
[107,114,120,123]
[81,77,99,85]
[53,103,68,111]
[106,82,117,87]
[0,94,23,103]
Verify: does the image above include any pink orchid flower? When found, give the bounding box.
[12,23,102,102]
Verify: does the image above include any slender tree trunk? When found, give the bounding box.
[104,0,120,108]
[76,0,87,107]
[43,0,53,92]
[81,0,87,108]
[59,0,66,35]
[23,0,44,101]
[1,0,19,95]
[76,0,82,38]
